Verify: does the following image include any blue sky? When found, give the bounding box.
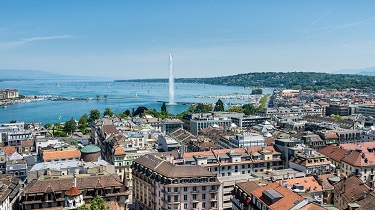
[1,0,375,79]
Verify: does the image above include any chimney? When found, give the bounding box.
[73,172,77,187]
[363,191,367,199]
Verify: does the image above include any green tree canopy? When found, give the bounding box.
[251,88,263,95]
[161,102,167,113]
[44,123,52,130]
[89,109,100,122]
[78,114,88,132]
[64,118,77,134]
[103,108,114,117]
[242,104,256,115]
[226,106,243,113]
[214,99,224,112]
[77,195,108,210]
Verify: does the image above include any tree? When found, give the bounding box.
[103,108,114,117]
[104,95,108,100]
[44,123,52,130]
[251,88,263,95]
[214,99,224,112]
[88,195,109,210]
[64,118,77,134]
[119,109,131,118]
[53,122,61,136]
[96,95,100,100]
[78,114,88,132]
[89,109,100,122]
[161,102,167,113]
[242,104,256,115]
[226,106,243,113]
[9,120,16,123]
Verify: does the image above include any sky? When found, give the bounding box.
[1,0,375,79]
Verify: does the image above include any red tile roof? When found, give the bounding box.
[318,144,347,162]
[251,182,303,210]
[43,150,81,162]
[279,176,322,192]
[65,186,81,196]
[1,146,17,155]
[334,176,371,203]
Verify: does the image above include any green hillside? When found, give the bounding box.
[117,72,375,90]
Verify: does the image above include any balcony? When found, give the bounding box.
[209,189,217,193]
[191,190,199,194]
[191,200,199,203]
[209,197,218,201]
[162,189,180,195]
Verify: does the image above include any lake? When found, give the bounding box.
[0,79,272,124]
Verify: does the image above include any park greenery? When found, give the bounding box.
[77,195,109,210]
[121,72,375,90]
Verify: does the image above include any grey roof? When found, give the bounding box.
[218,154,230,159]
[135,154,215,178]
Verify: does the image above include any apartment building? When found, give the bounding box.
[289,149,331,175]
[132,154,220,210]
[183,146,284,209]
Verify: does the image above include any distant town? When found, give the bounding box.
[0,85,375,210]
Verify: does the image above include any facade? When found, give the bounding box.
[356,105,375,117]
[162,119,184,133]
[20,172,128,210]
[326,104,350,116]
[183,146,284,210]
[289,149,331,175]
[0,89,18,99]
[231,116,270,129]
[190,118,232,136]
[335,130,361,144]
[320,142,375,187]
[224,133,266,149]
[132,154,220,210]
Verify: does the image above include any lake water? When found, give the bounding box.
[0,80,272,124]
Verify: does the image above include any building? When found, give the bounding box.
[190,117,232,136]
[279,176,323,204]
[162,118,184,133]
[39,144,81,162]
[132,154,220,210]
[0,89,18,99]
[0,174,22,210]
[27,159,115,182]
[231,181,324,210]
[326,104,350,116]
[335,130,361,144]
[301,133,325,151]
[231,116,270,129]
[80,144,101,162]
[333,175,371,209]
[356,105,375,117]
[183,146,284,210]
[158,135,180,152]
[248,182,304,210]
[20,172,129,210]
[319,142,375,187]
[224,133,266,149]
[289,149,332,175]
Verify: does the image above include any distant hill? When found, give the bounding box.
[117,72,375,90]
[332,67,375,75]
[0,70,104,81]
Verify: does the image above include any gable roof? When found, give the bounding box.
[333,176,371,203]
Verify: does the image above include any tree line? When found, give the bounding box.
[119,72,375,90]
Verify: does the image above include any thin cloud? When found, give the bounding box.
[300,16,375,42]
[0,35,72,49]
[310,9,333,26]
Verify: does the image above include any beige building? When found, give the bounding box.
[132,154,220,210]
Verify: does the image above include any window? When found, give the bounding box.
[202,194,206,200]
[192,203,197,208]
[193,194,197,200]
[184,195,187,200]
[184,203,187,209]
[202,202,206,208]
[202,186,206,191]
[183,187,187,192]
[193,186,197,191]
